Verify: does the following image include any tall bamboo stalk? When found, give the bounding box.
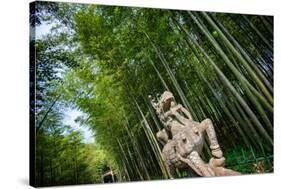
[190,12,273,107]
[242,15,273,50]
[135,100,170,179]
[143,31,199,121]
[172,15,273,146]
[203,12,273,103]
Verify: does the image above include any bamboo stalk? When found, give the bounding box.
[173,15,273,146]
[242,15,273,50]
[204,13,273,102]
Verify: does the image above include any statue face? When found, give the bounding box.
[170,100,176,107]
[160,91,176,112]
[161,99,170,112]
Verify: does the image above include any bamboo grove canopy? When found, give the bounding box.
[33,2,273,186]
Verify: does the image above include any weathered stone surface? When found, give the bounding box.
[150,91,241,178]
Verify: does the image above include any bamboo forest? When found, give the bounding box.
[30,1,273,187]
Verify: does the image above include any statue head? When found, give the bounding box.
[149,91,177,124]
[159,91,176,112]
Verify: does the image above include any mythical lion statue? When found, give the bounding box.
[150,91,240,178]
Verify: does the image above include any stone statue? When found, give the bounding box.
[149,91,240,178]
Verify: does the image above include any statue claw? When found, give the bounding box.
[209,157,225,167]
[211,148,223,158]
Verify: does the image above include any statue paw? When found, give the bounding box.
[209,157,225,167]
[211,148,223,158]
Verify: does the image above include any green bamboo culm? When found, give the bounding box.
[202,12,273,105]
[172,13,273,147]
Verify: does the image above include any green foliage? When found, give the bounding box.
[36,126,116,186]
[224,146,273,173]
